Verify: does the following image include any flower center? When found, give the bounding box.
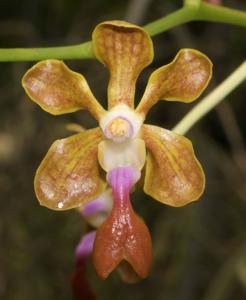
[99,104,144,143]
[106,117,132,142]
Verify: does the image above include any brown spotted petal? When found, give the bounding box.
[35,128,106,210]
[136,49,212,116]
[92,20,153,109]
[22,60,105,121]
[142,124,205,207]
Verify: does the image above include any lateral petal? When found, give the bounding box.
[35,128,106,210]
[142,124,205,207]
[136,49,212,116]
[92,20,153,109]
[22,60,105,121]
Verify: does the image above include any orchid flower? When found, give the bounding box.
[22,21,212,281]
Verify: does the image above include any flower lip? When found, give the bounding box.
[100,104,144,142]
[93,167,152,280]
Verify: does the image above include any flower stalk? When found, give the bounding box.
[0,2,245,62]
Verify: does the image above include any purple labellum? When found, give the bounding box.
[82,196,109,217]
[72,230,97,300]
[107,166,140,195]
[79,189,113,228]
[75,230,96,263]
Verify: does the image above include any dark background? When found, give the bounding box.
[0,0,246,299]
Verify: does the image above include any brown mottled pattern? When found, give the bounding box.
[136,49,212,116]
[34,128,106,210]
[22,60,105,121]
[92,21,153,109]
[142,124,205,207]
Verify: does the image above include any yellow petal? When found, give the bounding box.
[35,128,106,210]
[142,124,205,207]
[92,20,153,109]
[136,49,212,116]
[22,60,105,121]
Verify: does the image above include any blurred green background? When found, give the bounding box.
[0,0,246,299]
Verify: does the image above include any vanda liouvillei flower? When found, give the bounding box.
[22,21,212,281]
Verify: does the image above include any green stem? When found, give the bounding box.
[144,3,246,37]
[172,61,246,135]
[0,2,245,61]
[143,7,195,36]
[196,2,246,27]
[0,41,93,62]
